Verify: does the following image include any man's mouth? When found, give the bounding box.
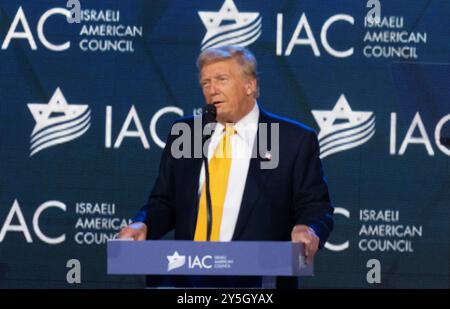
[212,100,225,105]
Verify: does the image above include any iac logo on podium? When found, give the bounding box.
[167,251,214,271]
[167,251,187,271]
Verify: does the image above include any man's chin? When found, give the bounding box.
[216,114,229,124]
[216,109,236,123]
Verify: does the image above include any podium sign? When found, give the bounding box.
[107,240,313,276]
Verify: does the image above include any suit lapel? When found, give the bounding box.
[185,157,202,239]
[232,108,272,240]
[185,120,205,239]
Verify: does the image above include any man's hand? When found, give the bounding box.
[118,222,148,241]
[291,224,319,265]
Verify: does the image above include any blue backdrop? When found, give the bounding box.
[0,0,449,288]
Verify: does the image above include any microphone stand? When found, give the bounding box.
[201,105,216,241]
[202,136,213,242]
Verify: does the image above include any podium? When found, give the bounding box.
[107,240,313,288]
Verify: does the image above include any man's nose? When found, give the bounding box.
[208,81,219,95]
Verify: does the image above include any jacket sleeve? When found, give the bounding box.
[132,132,176,239]
[292,130,334,248]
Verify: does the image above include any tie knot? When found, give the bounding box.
[224,124,236,136]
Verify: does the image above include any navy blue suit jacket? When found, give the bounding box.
[134,107,333,247]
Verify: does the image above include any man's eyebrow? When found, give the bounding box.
[200,73,230,83]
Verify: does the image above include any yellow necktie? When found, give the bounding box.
[194,125,236,241]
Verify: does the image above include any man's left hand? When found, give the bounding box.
[291,224,319,265]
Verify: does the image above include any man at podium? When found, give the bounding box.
[119,46,333,288]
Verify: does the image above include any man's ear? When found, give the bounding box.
[245,78,257,96]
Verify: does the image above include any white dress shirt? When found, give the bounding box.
[197,103,260,241]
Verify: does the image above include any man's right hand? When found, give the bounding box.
[118,222,148,240]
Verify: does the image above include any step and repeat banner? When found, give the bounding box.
[0,0,449,288]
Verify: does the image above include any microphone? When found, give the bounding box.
[202,104,217,126]
[201,104,216,241]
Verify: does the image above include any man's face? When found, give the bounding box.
[200,59,256,124]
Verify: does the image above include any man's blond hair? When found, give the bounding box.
[197,46,260,98]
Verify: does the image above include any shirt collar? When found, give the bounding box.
[213,102,259,143]
[235,102,259,135]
